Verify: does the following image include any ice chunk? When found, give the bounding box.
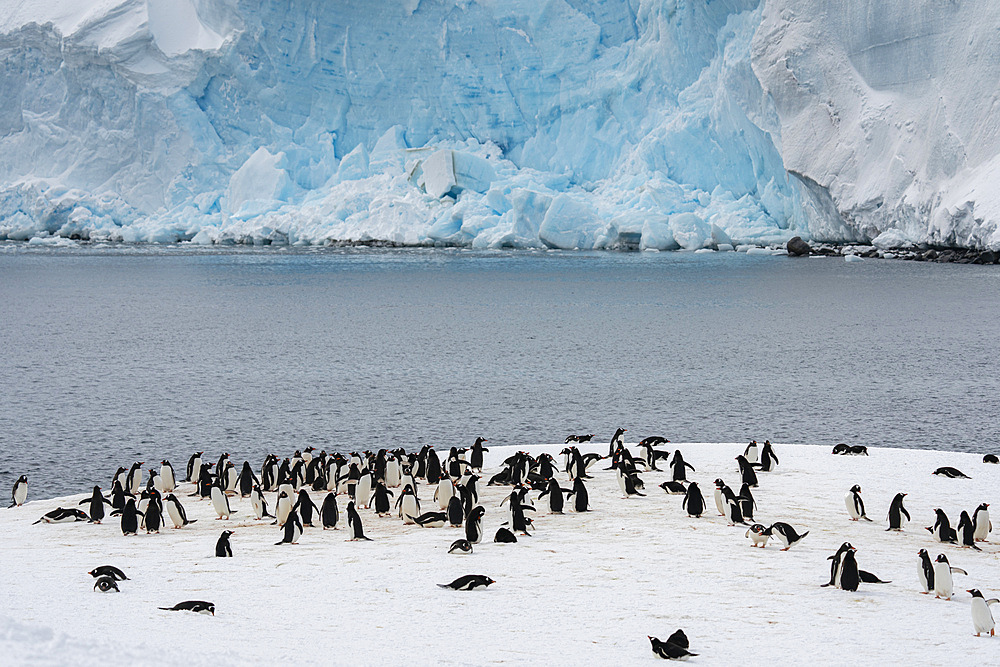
[226,148,292,216]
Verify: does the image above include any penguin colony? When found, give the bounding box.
[7,436,1000,658]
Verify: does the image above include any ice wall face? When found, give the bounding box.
[0,1,996,248]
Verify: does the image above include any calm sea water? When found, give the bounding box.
[2,244,999,498]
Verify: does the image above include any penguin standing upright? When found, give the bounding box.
[713,479,730,516]
[293,490,320,527]
[973,503,992,542]
[80,486,112,524]
[886,492,910,531]
[275,491,292,527]
[143,490,163,533]
[346,501,372,541]
[396,485,420,524]
[670,451,695,482]
[757,441,779,472]
[355,470,374,509]
[926,508,958,543]
[682,482,705,518]
[275,509,303,545]
[109,480,127,510]
[371,482,394,516]
[250,485,272,520]
[845,485,872,521]
[185,452,203,483]
[216,530,234,557]
[235,462,258,497]
[968,589,999,636]
[743,441,758,464]
[538,478,567,514]
[822,542,854,586]
[567,478,590,512]
[737,483,756,522]
[160,460,176,493]
[933,553,967,600]
[119,498,143,536]
[210,479,233,520]
[10,475,28,508]
[608,427,627,458]
[735,456,758,488]
[917,549,935,594]
[838,547,860,592]
[321,492,339,529]
[447,495,465,527]
[163,494,196,528]
[466,506,485,544]
[469,437,489,471]
[127,462,143,495]
[957,511,981,550]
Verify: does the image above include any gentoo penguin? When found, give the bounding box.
[648,635,697,660]
[10,475,27,508]
[838,547,860,592]
[737,483,756,522]
[293,489,319,527]
[437,574,494,590]
[538,478,567,513]
[932,466,970,479]
[250,485,272,520]
[968,589,999,636]
[143,490,163,533]
[275,490,292,527]
[159,460,176,493]
[372,482,394,516]
[973,503,992,542]
[984,454,1000,464]
[845,485,872,521]
[767,522,808,550]
[112,466,128,491]
[926,508,958,543]
[196,464,214,498]
[669,451,695,482]
[355,470,374,509]
[159,601,215,615]
[917,549,935,594]
[755,441,778,472]
[434,476,456,510]
[109,480,127,510]
[735,455,758,488]
[448,539,473,554]
[494,527,517,543]
[682,482,705,518]
[743,440,759,464]
[447,495,465,527]
[726,492,747,526]
[886,493,910,531]
[276,508,303,545]
[408,511,448,528]
[80,486,113,524]
[615,461,646,498]
[608,427,627,458]
[93,576,120,593]
[847,445,869,455]
[667,629,689,650]
[822,542,854,586]
[933,553,967,600]
[831,443,850,455]
[320,492,339,529]
[469,437,489,471]
[210,479,233,520]
[396,484,420,524]
[163,494,196,528]
[89,565,128,581]
[126,462,143,495]
[234,462,258,498]
[185,452,204,483]
[215,530,234,557]
[222,461,239,495]
[637,436,670,470]
[424,448,442,484]
[466,506,485,544]
[713,479,730,516]
[346,501,372,541]
[32,507,89,524]
[148,467,162,493]
[567,478,590,512]
[119,498,143,536]
[957,511,981,550]
[659,481,687,495]
[746,523,770,548]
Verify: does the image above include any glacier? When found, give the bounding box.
[0,0,998,250]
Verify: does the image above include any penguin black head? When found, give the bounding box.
[935,553,949,563]
[968,589,984,598]
[850,484,861,493]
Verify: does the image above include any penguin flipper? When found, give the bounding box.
[986,598,1000,605]
[951,567,968,576]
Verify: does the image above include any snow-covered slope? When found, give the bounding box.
[2,443,998,665]
[0,1,997,249]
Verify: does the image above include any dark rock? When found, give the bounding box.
[922,249,938,260]
[786,236,811,256]
[974,250,996,265]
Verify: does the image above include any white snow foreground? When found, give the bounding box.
[1,443,998,665]
[2,2,1000,249]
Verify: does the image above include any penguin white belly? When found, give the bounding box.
[435,482,454,510]
[151,473,163,493]
[276,497,292,526]
[974,511,990,541]
[745,446,758,464]
[971,598,996,635]
[211,487,230,519]
[356,477,373,509]
[161,467,175,493]
[401,497,419,524]
[165,502,183,528]
[714,490,726,516]
[225,469,238,493]
[326,466,338,491]
[13,484,27,506]
[251,492,264,519]
[917,564,930,593]
[616,470,628,496]
[934,565,953,598]
[386,461,401,487]
[845,493,860,520]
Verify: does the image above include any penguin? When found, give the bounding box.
[275,490,292,527]
[234,462,258,498]
[957,511,981,550]
[847,445,869,455]
[89,565,128,581]
[109,480,127,510]
[831,443,850,455]
[196,463,214,499]
[666,629,689,650]
[494,527,517,543]
[659,481,687,495]
[713,479,729,516]
[119,498,143,536]
[932,466,970,479]
[94,576,120,593]
[507,501,535,536]
[216,530,234,557]
[424,448,442,484]
[858,570,891,584]
[222,461,239,495]
[933,553,967,600]
[250,485,272,520]
[112,466,128,492]
[80,486,113,524]
[822,542,854,586]
[538,478,568,513]
[396,484,420,524]
[767,522,808,550]
[408,512,448,528]
[355,470,374,509]
[32,507,89,524]
[185,452,204,483]
[737,483,756,522]
[143,490,163,533]
[276,508,303,545]
[126,462,143,495]
[755,441,778,472]
[917,549,935,594]
[726,493,747,526]
[346,500,372,541]
[10,475,28,508]
[968,589,999,636]
[926,508,958,543]
[973,503,992,542]
[321,492,339,529]
[637,437,670,470]
[886,492,910,531]
[148,467,162,493]
[681,482,705,518]
[745,523,770,548]
[469,437,489,471]
[159,601,215,615]
[448,539,473,554]
[984,454,1000,464]
[743,440,759,464]
[838,547,860,592]
[434,476,456,510]
[437,574,494,590]
[567,478,590,512]
[670,451,695,482]
[160,460,176,493]
[293,489,319,527]
[447,495,465,527]
[735,455,758,488]
[163,493,196,528]
[608,427,627,458]
[648,635,697,660]
[845,485,872,522]
[465,506,485,544]
[210,479,233,520]
[615,461,646,498]
[371,482,394,516]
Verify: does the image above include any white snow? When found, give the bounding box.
[2,443,999,665]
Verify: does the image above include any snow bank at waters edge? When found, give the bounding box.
[1,443,999,665]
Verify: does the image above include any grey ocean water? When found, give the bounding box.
[2,245,998,499]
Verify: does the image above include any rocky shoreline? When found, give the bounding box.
[787,237,1000,264]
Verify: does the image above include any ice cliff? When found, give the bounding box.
[0,0,997,250]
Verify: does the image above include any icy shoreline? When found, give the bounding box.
[2,442,998,665]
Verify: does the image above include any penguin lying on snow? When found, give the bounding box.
[159,601,215,615]
[438,574,494,590]
[659,481,687,495]
[648,633,697,660]
[93,576,120,593]
[494,527,517,543]
[984,454,999,464]
[32,507,89,524]
[448,539,473,554]
[933,466,970,479]
[89,566,128,581]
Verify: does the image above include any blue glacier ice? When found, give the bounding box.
[0,0,998,249]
